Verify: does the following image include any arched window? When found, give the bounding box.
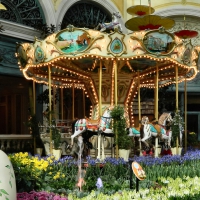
[61,1,112,29]
[0,0,45,27]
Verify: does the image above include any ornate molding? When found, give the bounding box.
[155,6,200,18]
[39,0,56,25]
[0,20,41,41]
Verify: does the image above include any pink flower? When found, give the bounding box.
[38,197,48,200]
[53,195,61,200]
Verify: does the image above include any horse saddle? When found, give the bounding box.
[86,119,99,131]
[150,124,161,134]
[151,124,166,136]
[131,127,140,134]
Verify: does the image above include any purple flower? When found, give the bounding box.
[96,177,103,189]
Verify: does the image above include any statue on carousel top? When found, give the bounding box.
[95,12,123,33]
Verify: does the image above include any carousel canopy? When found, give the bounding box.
[16,26,198,108]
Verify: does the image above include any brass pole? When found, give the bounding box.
[155,64,159,120]
[61,88,63,120]
[83,89,85,118]
[138,72,141,122]
[184,77,187,153]
[176,66,179,110]
[48,66,52,154]
[111,61,114,106]
[114,60,118,106]
[72,84,74,120]
[99,60,102,116]
[113,60,118,158]
[154,64,159,157]
[53,84,56,119]
[33,81,36,154]
[33,81,36,115]
[137,72,142,156]
[175,65,179,154]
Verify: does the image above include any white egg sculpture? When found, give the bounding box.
[0,150,16,200]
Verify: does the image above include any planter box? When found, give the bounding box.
[119,149,130,161]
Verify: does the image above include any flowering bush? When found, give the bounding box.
[9,152,78,192]
[17,191,68,200]
[9,152,50,192]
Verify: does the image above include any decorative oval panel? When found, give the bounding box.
[110,37,123,54]
[35,45,45,63]
[55,30,91,54]
[143,30,175,55]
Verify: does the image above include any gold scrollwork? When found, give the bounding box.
[102,85,109,101]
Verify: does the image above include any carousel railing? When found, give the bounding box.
[39,119,73,155]
[0,134,32,152]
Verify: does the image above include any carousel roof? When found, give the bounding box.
[16,26,199,106]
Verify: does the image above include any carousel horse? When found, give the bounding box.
[71,108,114,159]
[141,113,173,148]
[95,12,122,33]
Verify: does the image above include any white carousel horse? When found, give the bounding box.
[71,108,113,159]
[95,12,122,33]
[141,113,173,147]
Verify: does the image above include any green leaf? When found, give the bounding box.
[5,165,10,169]
[9,181,12,188]
[0,189,9,195]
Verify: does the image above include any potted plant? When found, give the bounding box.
[171,110,184,155]
[110,105,133,161]
[51,119,62,160]
[27,114,44,155]
[186,131,199,149]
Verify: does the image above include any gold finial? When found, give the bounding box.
[0,2,7,10]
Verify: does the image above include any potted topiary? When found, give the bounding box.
[110,105,133,161]
[51,119,62,160]
[171,109,184,155]
[27,114,44,156]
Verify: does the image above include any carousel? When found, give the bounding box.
[16,6,200,160]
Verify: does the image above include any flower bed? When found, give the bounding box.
[66,176,200,200]
[17,176,200,200]
[9,149,200,199]
[17,191,67,200]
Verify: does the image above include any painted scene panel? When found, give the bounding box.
[56,30,90,53]
[143,32,174,54]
